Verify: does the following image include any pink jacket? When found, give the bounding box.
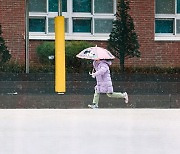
[93,60,113,93]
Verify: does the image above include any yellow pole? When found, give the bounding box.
[55,16,65,93]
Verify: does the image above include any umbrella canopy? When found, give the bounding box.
[76,46,115,60]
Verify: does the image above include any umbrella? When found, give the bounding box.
[76,45,115,60]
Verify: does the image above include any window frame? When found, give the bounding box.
[155,0,180,41]
[29,0,117,41]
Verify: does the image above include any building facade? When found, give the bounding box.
[0,0,180,68]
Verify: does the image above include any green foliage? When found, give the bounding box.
[65,41,94,72]
[0,61,24,73]
[36,41,94,72]
[36,41,55,65]
[0,24,11,66]
[108,0,140,72]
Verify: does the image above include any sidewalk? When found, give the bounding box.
[0,73,179,108]
[0,109,180,154]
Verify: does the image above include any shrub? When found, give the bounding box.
[36,41,55,65]
[0,24,11,66]
[0,61,24,73]
[36,41,95,72]
[65,41,94,72]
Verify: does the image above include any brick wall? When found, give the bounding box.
[0,0,180,68]
[0,0,25,64]
[128,0,180,67]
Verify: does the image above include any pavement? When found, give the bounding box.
[0,73,179,108]
[0,109,180,154]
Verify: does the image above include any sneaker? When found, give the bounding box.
[124,92,128,103]
[88,104,98,109]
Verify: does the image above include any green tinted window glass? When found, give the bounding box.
[177,0,180,13]
[73,0,91,12]
[49,0,67,12]
[155,0,175,14]
[94,0,113,13]
[177,20,180,33]
[48,18,54,32]
[29,0,46,12]
[65,18,68,33]
[155,19,173,33]
[95,19,113,33]
[73,19,91,33]
[48,18,68,33]
[29,18,45,32]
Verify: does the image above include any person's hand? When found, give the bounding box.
[89,71,95,78]
[91,73,96,78]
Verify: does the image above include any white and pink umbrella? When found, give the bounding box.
[76,45,115,60]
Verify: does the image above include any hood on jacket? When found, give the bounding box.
[99,60,112,66]
[93,59,112,72]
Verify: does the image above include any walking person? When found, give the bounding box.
[88,59,128,109]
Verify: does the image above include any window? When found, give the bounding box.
[29,0,46,12]
[156,0,175,14]
[94,0,113,13]
[73,0,91,13]
[49,0,67,12]
[29,18,45,32]
[178,0,180,13]
[73,18,91,33]
[95,19,114,33]
[155,19,174,33]
[29,0,116,40]
[48,18,55,33]
[177,19,180,33]
[155,0,180,40]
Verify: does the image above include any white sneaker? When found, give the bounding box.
[124,92,128,103]
[88,104,98,109]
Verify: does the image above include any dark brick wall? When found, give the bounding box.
[0,0,25,64]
